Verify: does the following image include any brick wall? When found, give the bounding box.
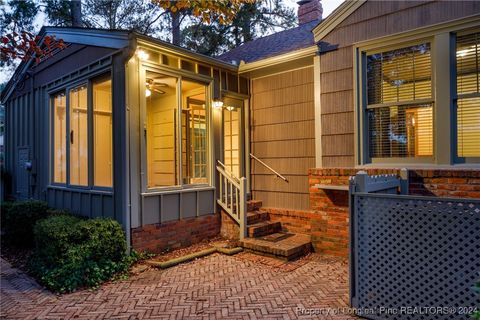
[308,168,480,256]
[220,209,240,240]
[131,214,220,253]
[264,208,315,235]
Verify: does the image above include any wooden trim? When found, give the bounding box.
[313,0,367,42]
[353,14,480,51]
[314,55,322,168]
[137,39,238,72]
[433,32,454,165]
[238,46,317,74]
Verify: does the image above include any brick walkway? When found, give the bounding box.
[1,253,357,319]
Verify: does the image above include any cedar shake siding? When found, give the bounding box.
[318,0,480,167]
[250,67,315,210]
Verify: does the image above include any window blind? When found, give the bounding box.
[367,43,431,105]
[368,104,433,158]
[366,43,433,158]
[457,32,480,157]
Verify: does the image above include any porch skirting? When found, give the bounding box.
[131,214,220,253]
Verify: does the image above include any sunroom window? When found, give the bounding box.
[366,43,433,158]
[53,93,66,183]
[146,72,179,188]
[145,70,209,188]
[69,85,88,186]
[456,32,480,157]
[51,75,112,188]
[93,78,113,187]
[181,79,208,185]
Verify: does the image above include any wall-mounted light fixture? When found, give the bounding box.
[145,88,152,97]
[137,49,149,61]
[212,100,224,109]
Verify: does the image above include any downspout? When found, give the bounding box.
[122,33,137,254]
[27,69,36,199]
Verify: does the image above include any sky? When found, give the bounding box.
[0,0,344,84]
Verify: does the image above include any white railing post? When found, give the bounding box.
[239,177,247,240]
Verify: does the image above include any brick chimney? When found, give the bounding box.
[297,0,322,25]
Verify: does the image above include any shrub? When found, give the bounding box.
[1,200,50,247]
[30,215,129,293]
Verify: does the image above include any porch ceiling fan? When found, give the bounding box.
[146,78,168,95]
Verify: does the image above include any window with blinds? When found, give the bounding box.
[456,32,480,157]
[366,43,433,158]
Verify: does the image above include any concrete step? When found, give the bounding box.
[241,233,312,261]
[247,210,269,225]
[247,200,262,212]
[247,221,281,238]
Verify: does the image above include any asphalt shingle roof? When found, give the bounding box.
[217,19,319,64]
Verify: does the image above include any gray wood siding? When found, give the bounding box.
[250,67,315,210]
[318,0,480,167]
[3,45,121,222]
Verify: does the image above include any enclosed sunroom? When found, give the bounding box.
[1,27,250,251]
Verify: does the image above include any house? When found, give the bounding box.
[2,0,479,256]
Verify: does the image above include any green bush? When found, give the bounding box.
[30,215,129,293]
[1,200,50,246]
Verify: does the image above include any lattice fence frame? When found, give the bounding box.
[349,173,480,320]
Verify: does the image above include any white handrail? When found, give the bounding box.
[216,160,240,183]
[216,163,247,240]
[250,153,289,183]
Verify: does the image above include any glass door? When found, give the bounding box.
[222,98,243,178]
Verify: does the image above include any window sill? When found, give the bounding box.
[47,185,113,195]
[141,185,214,196]
[357,163,480,170]
[315,184,349,191]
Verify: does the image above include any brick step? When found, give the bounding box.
[247,221,281,238]
[247,210,269,225]
[247,200,262,212]
[240,233,312,261]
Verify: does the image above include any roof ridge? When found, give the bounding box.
[219,19,320,57]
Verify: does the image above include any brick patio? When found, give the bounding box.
[1,253,357,319]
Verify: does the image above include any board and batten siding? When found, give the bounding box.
[318,0,480,167]
[250,67,315,210]
[3,44,121,221]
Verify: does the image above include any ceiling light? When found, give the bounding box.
[145,88,152,97]
[226,106,235,111]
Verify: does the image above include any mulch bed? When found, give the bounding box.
[0,241,32,271]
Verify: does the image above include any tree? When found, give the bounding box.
[0,0,38,33]
[1,31,66,65]
[181,0,297,56]
[1,0,289,66]
[154,0,256,45]
[1,0,65,66]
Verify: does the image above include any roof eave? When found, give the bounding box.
[237,45,318,74]
[134,33,239,72]
[1,27,131,103]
